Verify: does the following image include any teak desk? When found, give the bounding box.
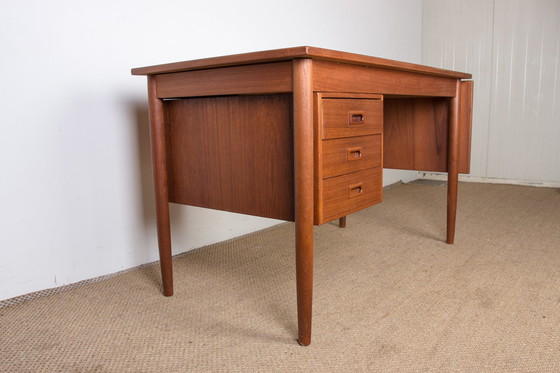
[132,46,473,346]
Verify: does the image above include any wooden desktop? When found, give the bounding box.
[132,46,473,346]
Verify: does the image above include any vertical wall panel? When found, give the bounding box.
[487,0,560,182]
[422,0,494,178]
[423,0,560,183]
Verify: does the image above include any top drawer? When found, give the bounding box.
[321,97,383,139]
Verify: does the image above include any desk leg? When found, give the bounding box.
[293,59,314,346]
[339,216,347,228]
[447,80,461,244]
[148,76,173,296]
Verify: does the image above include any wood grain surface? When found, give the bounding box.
[156,62,292,98]
[313,61,458,97]
[165,95,294,221]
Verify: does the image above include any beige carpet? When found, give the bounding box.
[1,182,560,372]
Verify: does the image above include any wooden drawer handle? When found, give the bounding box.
[347,147,363,161]
[348,182,364,198]
[348,112,365,125]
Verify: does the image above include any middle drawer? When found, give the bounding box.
[321,134,382,179]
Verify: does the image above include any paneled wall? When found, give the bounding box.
[423,0,560,183]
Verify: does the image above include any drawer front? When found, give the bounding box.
[322,134,382,179]
[322,98,383,139]
[320,167,382,223]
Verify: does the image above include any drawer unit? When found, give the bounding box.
[322,134,382,179]
[315,93,384,225]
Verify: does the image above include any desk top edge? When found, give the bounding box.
[131,46,472,79]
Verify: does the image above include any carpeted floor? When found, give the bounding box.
[1,181,559,372]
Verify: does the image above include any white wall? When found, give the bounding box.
[422,0,560,184]
[0,0,422,301]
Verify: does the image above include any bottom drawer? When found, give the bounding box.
[318,167,382,224]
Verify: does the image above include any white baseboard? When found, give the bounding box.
[419,173,560,188]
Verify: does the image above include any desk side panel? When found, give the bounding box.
[313,61,457,97]
[165,95,295,221]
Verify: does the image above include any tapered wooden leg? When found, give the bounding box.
[339,216,347,228]
[447,80,461,244]
[148,76,173,296]
[293,58,314,346]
